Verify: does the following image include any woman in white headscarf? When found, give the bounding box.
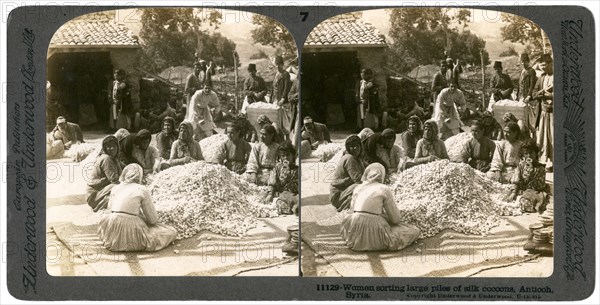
[98,164,177,252]
[340,163,420,251]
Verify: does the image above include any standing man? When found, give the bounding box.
[241,63,268,113]
[272,56,293,133]
[532,53,554,172]
[185,61,213,109]
[433,81,466,140]
[431,60,448,114]
[187,84,219,141]
[489,61,514,101]
[107,69,132,131]
[517,53,538,137]
[357,68,380,130]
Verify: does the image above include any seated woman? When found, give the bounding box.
[217,125,252,174]
[360,129,397,174]
[330,135,365,212]
[253,115,286,144]
[168,121,203,167]
[458,121,496,173]
[246,125,279,185]
[267,141,299,216]
[120,129,161,177]
[505,139,548,213]
[411,120,449,166]
[86,136,122,212]
[155,116,178,160]
[487,122,523,183]
[481,111,504,141]
[399,115,423,159]
[98,164,177,252]
[375,129,406,173]
[502,112,531,140]
[340,163,420,252]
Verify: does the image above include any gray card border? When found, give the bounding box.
[5,4,596,301]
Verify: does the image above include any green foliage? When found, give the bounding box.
[251,15,296,58]
[387,8,489,72]
[499,46,519,57]
[249,49,269,60]
[139,8,238,72]
[500,13,544,51]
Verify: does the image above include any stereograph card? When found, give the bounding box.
[2,3,596,302]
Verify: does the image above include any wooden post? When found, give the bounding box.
[480,50,486,110]
[233,53,239,113]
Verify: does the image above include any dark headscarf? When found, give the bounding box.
[134,129,151,146]
[361,132,389,175]
[380,128,395,143]
[101,135,118,155]
[162,116,176,134]
[408,115,423,134]
[344,135,361,156]
[262,125,277,137]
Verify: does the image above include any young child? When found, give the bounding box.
[267,141,299,255]
[505,139,548,213]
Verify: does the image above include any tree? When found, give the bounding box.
[251,15,297,57]
[387,8,488,72]
[138,8,224,72]
[499,46,519,57]
[500,13,546,53]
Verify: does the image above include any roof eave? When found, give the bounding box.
[303,44,387,50]
[49,44,140,49]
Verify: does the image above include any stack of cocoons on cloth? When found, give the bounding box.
[444,132,473,162]
[311,143,344,162]
[390,160,521,238]
[246,102,280,109]
[63,142,98,162]
[147,161,278,239]
[199,134,229,163]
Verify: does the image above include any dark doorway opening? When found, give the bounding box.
[301,51,359,131]
[47,52,113,130]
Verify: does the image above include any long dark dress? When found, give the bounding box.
[330,154,365,212]
[86,154,122,212]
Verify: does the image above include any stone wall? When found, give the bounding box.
[110,48,141,111]
[356,48,388,108]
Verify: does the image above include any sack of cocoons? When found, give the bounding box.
[147,161,278,239]
[390,160,521,239]
[247,102,280,109]
[311,142,344,162]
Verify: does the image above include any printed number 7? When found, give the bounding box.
[300,12,309,22]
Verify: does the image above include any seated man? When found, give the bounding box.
[52,116,84,148]
[300,116,331,158]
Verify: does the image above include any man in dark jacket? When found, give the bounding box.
[107,69,132,131]
[490,61,514,101]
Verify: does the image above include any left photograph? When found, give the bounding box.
[45,8,300,276]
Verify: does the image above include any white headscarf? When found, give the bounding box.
[361,163,386,184]
[119,163,143,184]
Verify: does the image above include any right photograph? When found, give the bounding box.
[300,8,554,277]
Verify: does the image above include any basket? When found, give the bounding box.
[246,107,282,134]
[492,103,529,125]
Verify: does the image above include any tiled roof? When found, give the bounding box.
[305,20,386,47]
[50,21,139,47]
